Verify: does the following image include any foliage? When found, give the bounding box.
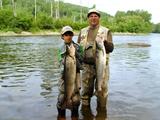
[36,13,54,29]
[0,9,14,29]
[0,0,157,33]
[15,12,33,31]
[152,23,160,33]
[114,10,152,33]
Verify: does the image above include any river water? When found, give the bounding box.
[0,34,160,120]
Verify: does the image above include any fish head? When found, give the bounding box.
[96,36,105,50]
[66,43,75,57]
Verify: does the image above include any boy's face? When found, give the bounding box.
[62,31,73,44]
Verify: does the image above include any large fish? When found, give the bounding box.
[96,37,107,92]
[63,43,76,108]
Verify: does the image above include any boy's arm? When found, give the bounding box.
[57,47,65,66]
[58,49,62,64]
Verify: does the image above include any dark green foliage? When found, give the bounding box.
[71,22,88,30]
[12,27,22,33]
[152,23,160,33]
[15,13,32,31]
[54,18,72,29]
[0,0,157,33]
[0,9,32,32]
[0,9,14,29]
[114,10,153,33]
[36,13,54,29]
[53,18,87,31]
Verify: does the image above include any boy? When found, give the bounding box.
[57,26,82,119]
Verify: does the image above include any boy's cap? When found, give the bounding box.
[61,26,73,35]
[87,8,100,17]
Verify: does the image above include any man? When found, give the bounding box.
[77,8,114,110]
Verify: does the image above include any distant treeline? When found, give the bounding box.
[0,0,160,33]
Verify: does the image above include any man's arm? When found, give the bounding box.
[73,42,83,71]
[104,30,114,53]
[77,31,81,44]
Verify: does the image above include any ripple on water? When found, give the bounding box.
[0,35,160,120]
[1,84,26,88]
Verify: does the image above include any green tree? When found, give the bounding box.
[152,23,160,33]
[36,13,54,29]
[127,10,151,22]
[12,0,17,17]
[0,0,3,9]
[0,0,154,33]
[114,10,152,33]
[0,9,14,30]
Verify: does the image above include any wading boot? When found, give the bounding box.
[80,105,94,120]
[71,106,79,120]
[57,107,66,120]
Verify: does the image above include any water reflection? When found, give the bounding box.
[80,105,94,120]
[96,108,108,120]
[0,36,62,120]
[108,34,160,120]
[0,34,160,120]
[80,105,108,120]
[0,36,61,90]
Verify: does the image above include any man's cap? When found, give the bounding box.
[61,26,73,35]
[87,8,100,17]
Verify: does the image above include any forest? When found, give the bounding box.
[0,0,160,33]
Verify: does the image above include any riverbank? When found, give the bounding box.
[0,31,60,37]
[0,31,149,37]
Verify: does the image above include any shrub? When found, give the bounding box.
[0,9,14,30]
[36,13,54,29]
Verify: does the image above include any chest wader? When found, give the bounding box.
[80,26,110,109]
[80,27,97,106]
[57,44,80,119]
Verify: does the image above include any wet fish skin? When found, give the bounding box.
[64,43,76,108]
[96,37,107,92]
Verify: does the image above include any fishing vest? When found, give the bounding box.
[79,25,110,64]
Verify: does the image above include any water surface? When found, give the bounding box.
[0,34,160,120]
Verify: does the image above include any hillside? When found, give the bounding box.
[0,0,158,33]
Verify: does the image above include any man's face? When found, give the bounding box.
[88,13,100,27]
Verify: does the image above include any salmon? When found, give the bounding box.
[63,43,76,108]
[96,37,106,92]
